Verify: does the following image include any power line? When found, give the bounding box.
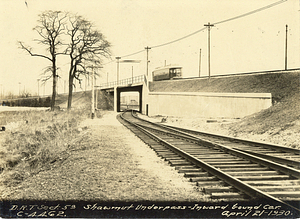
[122,49,145,58]
[151,27,207,49]
[101,50,145,66]
[105,0,287,62]
[214,0,287,25]
[102,60,115,66]
[151,0,287,49]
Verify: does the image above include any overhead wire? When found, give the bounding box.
[213,0,287,25]
[104,0,287,63]
[121,49,145,58]
[101,50,145,66]
[151,27,207,49]
[151,0,287,49]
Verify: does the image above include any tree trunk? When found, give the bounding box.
[67,58,75,110]
[67,75,74,110]
[51,58,57,111]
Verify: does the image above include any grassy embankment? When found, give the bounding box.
[222,73,300,148]
[150,71,300,148]
[0,108,95,195]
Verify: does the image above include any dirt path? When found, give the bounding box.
[3,111,205,201]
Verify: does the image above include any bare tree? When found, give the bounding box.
[20,89,32,98]
[19,11,67,111]
[6,91,15,100]
[65,14,111,110]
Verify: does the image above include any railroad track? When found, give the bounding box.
[117,110,300,213]
[157,123,300,169]
[132,111,300,169]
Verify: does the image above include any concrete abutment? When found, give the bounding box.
[144,91,272,119]
[108,79,272,119]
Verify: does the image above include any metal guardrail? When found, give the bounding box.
[99,74,147,89]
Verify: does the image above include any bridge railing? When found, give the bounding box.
[98,74,147,89]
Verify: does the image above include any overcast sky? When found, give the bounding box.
[0,0,299,96]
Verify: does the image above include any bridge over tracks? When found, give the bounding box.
[98,74,147,113]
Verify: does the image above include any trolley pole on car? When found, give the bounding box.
[204,22,214,81]
[285,24,288,70]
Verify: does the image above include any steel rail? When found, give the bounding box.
[136,118,300,179]
[235,148,300,168]
[133,113,300,179]
[120,111,300,212]
[159,123,300,155]
[156,121,300,169]
[131,112,300,164]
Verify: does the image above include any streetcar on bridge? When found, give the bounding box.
[152,65,182,81]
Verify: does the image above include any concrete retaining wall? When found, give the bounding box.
[145,92,272,118]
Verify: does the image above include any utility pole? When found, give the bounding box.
[204,22,214,80]
[132,66,134,83]
[285,24,288,70]
[95,77,97,110]
[37,79,40,100]
[116,57,121,85]
[198,48,202,77]
[145,46,151,77]
[19,82,21,96]
[116,59,140,86]
[91,66,95,119]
